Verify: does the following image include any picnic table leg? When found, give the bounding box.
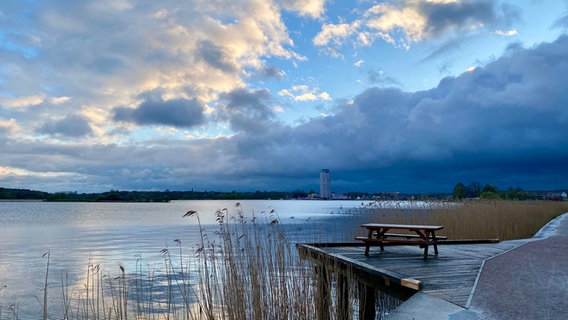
[364,229,373,255]
[432,230,439,255]
[377,228,387,252]
[423,231,431,259]
[415,230,430,259]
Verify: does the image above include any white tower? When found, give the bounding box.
[320,169,331,199]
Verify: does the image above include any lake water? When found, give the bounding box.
[0,199,374,318]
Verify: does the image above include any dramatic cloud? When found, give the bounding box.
[314,0,516,50]
[413,0,497,38]
[217,88,276,134]
[294,35,568,190]
[0,1,566,193]
[0,0,300,138]
[38,114,93,138]
[195,40,238,73]
[213,35,568,192]
[114,98,205,128]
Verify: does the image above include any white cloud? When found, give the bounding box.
[353,59,365,67]
[0,166,78,179]
[494,28,518,37]
[318,92,331,100]
[365,3,427,42]
[0,118,20,135]
[295,92,318,101]
[280,0,326,19]
[49,96,71,105]
[0,94,46,108]
[313,22,360,46]
[357,31,374,46]
[278,89,293,97]
[279,85,331,101]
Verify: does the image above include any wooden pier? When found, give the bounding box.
[297,239,528,319]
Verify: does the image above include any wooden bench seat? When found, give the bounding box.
[355,236,436,245]
[382,233,447,240]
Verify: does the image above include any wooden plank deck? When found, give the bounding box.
[298,239,529,308]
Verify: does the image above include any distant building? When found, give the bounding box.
[320,169,331,199]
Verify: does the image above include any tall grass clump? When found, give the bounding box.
[183,203,322,319]
[191,203,399,319]
[358,199,568,240]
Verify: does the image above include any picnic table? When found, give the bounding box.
[355,223,445,259]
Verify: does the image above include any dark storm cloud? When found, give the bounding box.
[113,98,205,128]
[238,35,568,192]
[412,0,520,61]
[379,36,567,188]
[218,88,276,134]
[418,0,498,36]
[195,40,237,72]
[37,114,93,137]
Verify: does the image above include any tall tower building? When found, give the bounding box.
[320,169,331,199]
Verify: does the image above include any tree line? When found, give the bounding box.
[452,182,547,200]
[0,187,446,202]
[0,187,49,200]
[43,189,298,202]
[0,187,295,202]
[2,185,563,202]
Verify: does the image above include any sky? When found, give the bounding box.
[1,0,568,194]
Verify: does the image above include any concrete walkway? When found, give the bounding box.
[386,212,568,320]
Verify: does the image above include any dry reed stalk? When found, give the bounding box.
[42,251,50,320]
[182,204,332,320]
[357,200,568,240]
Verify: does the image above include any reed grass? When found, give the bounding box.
[358,199,568,240]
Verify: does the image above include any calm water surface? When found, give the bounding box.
[0,199,370,317]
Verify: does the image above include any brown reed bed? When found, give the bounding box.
[358,199,568,240]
